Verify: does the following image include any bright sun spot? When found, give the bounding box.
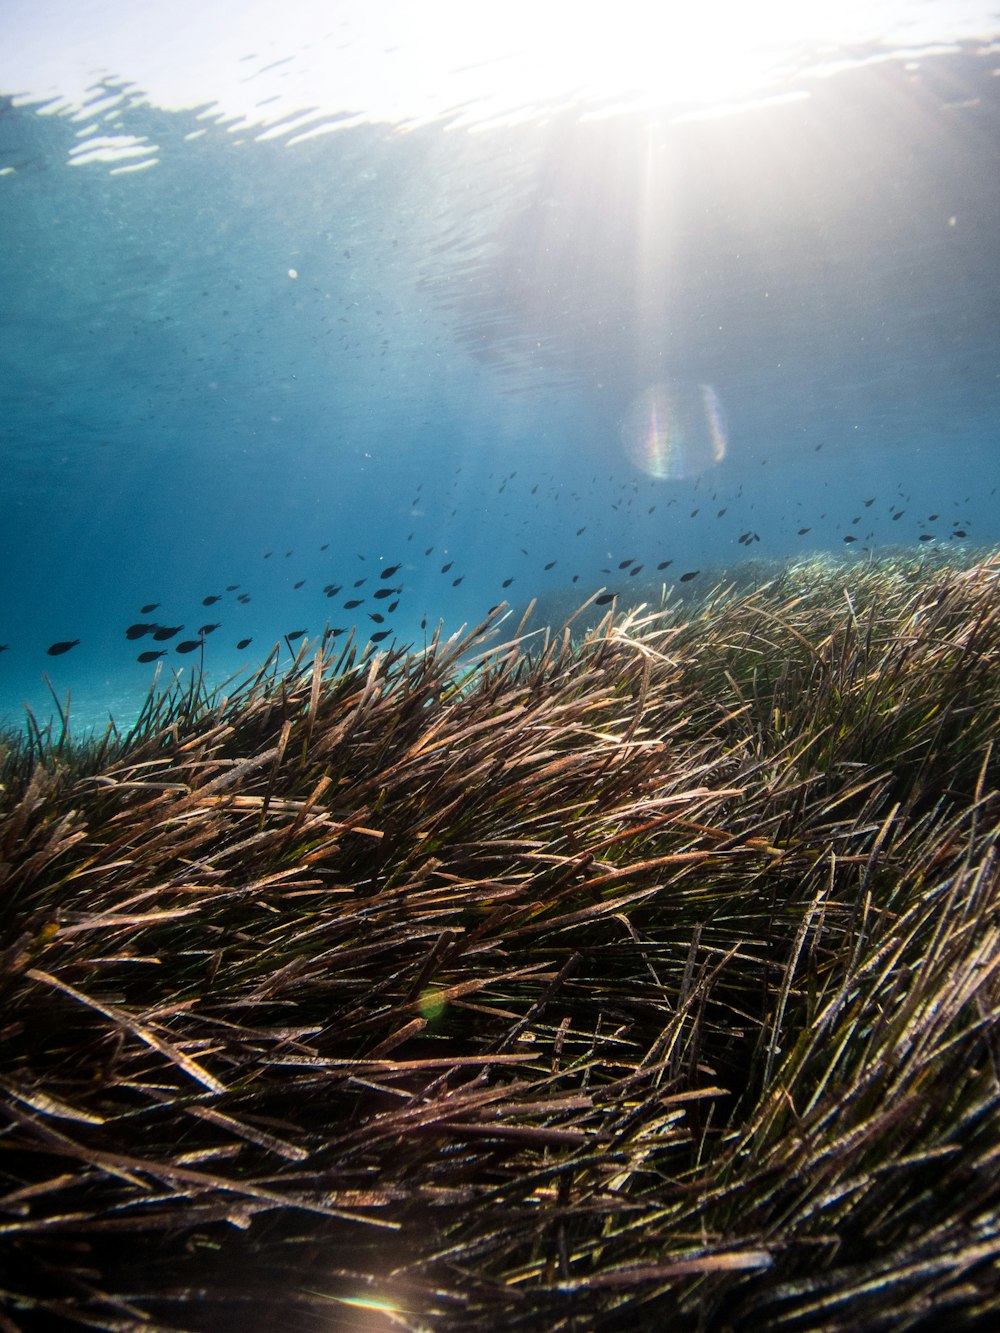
[0,0,988,131]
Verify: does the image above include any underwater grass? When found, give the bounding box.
[1,551,999,1330]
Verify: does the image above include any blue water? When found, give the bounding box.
[2,16,999,733]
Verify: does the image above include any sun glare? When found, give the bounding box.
[0,0,988,132]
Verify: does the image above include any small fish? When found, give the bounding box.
[369,612,385,623]
[953,529,968,538]
[656,560,672,570]
[353,577,367,588]
[226,584,239,592]
[140,602,160,614]
[0,644,8,654]
[126,623,153,640]
[286,629,307,640]
[137,650,166,663]
[176,640,202,653]
[199,623,220,635]
[798,527,811,535]
[294,580,305,589]
[441,561,454,573]
[864,498,875,507]
[202,595,221,606]
[320,543,329,551]
[452,576,464,586]
[618,559,634,570]
[370,630,391,642]
[928,513,939,521]
[47,640,80,656]
[544,560,556,570]
[595,593,615,606]
[717,507,727,517]
[236,638,252,649]
[381,563,401,579]
[152,625,182,641]
[690,508,699,517]
[373,588,396,600]
[843,535,857,543]
[387,600,399,613]
[344,598,363,608]
[629,565,643,576]
[919,533,935,542]
[679,570,700,582]
[892,511,904,521]
[237,594,252,604]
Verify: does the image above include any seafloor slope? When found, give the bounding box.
[1,551,999,1331]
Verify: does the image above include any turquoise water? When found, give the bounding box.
[1,6,999,733]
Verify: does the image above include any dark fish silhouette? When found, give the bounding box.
[387,600,399,612]
[369,613,385,623]
[202,595,221,606]
[152,625,182,641]
[595,593,615,605]
[370,630,391,642]
[919,533,935,542]
[656,560,672,570]
[617,559,634,569]
[679,570,700,582]
[381,563,401,579]
[198,623,220,635]
[0,644,8,654]
[544,560,556,570]
[47,640,79,656]
[502,577,513,587]
[236,638,252,649]
[126,623,153,640]
[344,598,363,608]
[798,527,811,535]
[373,588,396,600]
[286,629,307,640]
[137,650,166,663]
[226,584,239,591]
[294,580,305,589]
[953,529,968,538]
[140,602,160,614]
[176,640,202,654]
[843,535,857,543]
[441,561,454,573]
[864,498,875,507]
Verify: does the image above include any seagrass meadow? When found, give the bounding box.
[2,550,1000,1332]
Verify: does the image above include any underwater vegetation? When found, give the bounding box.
[2,551,1000,1330]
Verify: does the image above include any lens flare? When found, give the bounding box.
[620,382,728,480]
